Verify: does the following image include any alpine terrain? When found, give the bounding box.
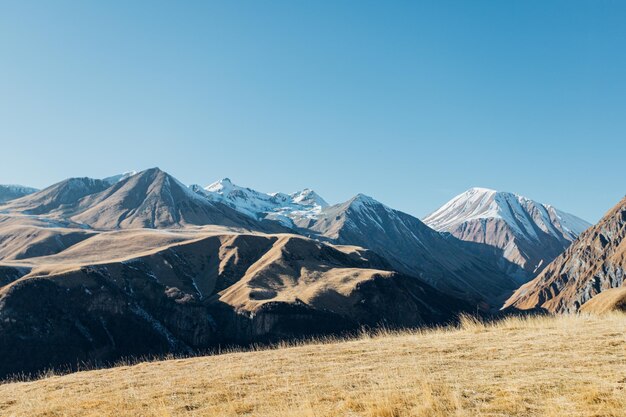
[0,168,472,378]
[505,195,626,313]
[424,187,590,278]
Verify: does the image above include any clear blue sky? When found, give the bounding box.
[1,1,625,222]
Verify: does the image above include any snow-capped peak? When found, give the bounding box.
[424,187,591,242]
[291,188,329,208]
[205,178,234,193]
[193,178,329,226]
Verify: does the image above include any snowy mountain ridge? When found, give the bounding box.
[423,187,591,275]
[424,187,590,242]
[191,178,329,227]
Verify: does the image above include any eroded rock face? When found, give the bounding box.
[0,234,468,378]
[504,196,626,313]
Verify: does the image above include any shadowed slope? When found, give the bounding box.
[0,185,38,204]
[0,232,467,378]
[1,314,623,417]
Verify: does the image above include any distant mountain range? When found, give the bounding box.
[0,184,38,203]
[1,167,620,378]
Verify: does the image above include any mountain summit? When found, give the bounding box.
[194,178,327,227]
[71,168,264,229]
[424,187,591,275]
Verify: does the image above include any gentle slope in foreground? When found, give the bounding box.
[1,313,624,417]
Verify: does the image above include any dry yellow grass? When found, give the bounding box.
[0,313,624,417]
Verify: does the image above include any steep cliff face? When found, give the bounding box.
[0,233,468,378]
[504,196,626,313]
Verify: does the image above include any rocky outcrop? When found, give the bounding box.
[504,196,626,313]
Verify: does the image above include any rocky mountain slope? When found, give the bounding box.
[304,194,522,306]
[504,195,626,313]
[424,188,590,277]
[0,232,468,378]
[0,185,38,203]
[2,177,110,215]
[1,169,280,232]
[71,169,271,230]
[181,179,534,306]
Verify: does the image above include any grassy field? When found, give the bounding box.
[0,313,624,417]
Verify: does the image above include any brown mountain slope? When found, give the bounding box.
[1,177,110,215]
[0,169,283,233]
[504,196,626,313]
[2,314,624,417]
[0,232,468,378]
[0,225,96,261]
[71,168,278,230]
[580,287,626,314]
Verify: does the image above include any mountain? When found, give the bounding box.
[192,178,328,227]
[504,195,626,313]
[1,177,109,215]
[70,169,274,230]
[305,194,522,306]
[0,185,38,203]
[0,169,284,233]
[424,188,590,276]
[0,232,468,378]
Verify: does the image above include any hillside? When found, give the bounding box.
[580,287,626,314]
[0,313,624,417]
[0,230,467,378]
